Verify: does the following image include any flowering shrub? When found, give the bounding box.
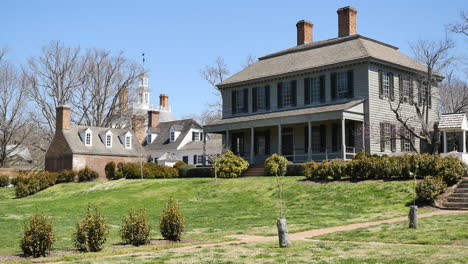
[264,154,288,176]
[213,151,249,178]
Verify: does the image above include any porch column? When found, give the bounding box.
[463,131,466,153]
[443,131,447,153]
[307,122,312,160]
[203,132,207,166]
[341,117,346,160]
[361,121,366,152]
[225,130,230,151]
[278,124,282,155]
[250,127,255,164]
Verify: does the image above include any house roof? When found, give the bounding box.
[158,152,178,161]
[62,125,145,157]
[6,145,32,161]
[179,138,223,154]
[144,119,203,151]
[218,35,426,87]
[439,114,468,130]
[205,100,364,127]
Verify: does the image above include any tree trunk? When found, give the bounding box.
[277,218,291,248]
[409,205,418,228]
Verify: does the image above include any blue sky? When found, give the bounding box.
[1,0,466,119]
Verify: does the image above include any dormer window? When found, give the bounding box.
[125,135,132,149]
[147,134,152,144]
[170,132,175,142]
[84,128,93,146]
[105,131,112,148]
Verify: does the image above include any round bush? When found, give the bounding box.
[173,161,187,169]
[264,154,288,176]
[144,163,178,179]
[178,164,196,177]
[0,175,9,187]
[120,163,141,179]
[159,197,185,241]
[437,156,467,186]
[73,204,109,252]
[105,162,116,180]
[21,212,55,258]
[120,208,152,246]
[416,176,447,203]
[56,170,76,183]
[307,160,346,181]
[77,167,99,182]
[303,161,318,180]
[214,151,249,178]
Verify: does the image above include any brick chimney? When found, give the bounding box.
[296,20,313,45]
[119,88,129,113]
[131,115,146,144]
[337,6,357,37]
[56,105,71,130]
[159,94,169,110]
[148,110,160,128]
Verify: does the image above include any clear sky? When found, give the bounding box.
[1,0,466,119]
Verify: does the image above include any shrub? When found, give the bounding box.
[173,161,187,169]
[214,151,249,178]
[436,156,466,186]
[306,160,346,181]
[105,162,116,180]
[286,163,304,176]
[15,172,57,198]
[120,207,152,246]
[186,167,214,178]
[73,204,109,252]
[264,154,288,176]
[0,175,9,187]
[159,197,185,241]
[416,176,447,203]
[144,163,178,179]
[178,164,196,177]
[303,161,318,180]
[20,212,55,258]
[10,176,18,186]
[347,156,375,180]
[77,167,99,182]
[56,170,76,183]
[120,162,141,179]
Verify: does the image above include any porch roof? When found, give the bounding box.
[205,100,364,132]
[439,113,468,131]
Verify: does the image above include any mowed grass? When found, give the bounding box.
[65,240,468,264]
[315,213,468,246]
[0,177,427,256]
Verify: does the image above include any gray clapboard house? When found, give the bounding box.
[204,6,439,164]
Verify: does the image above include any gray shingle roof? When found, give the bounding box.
[63,125,145,157]
[218,35,426,86]
[439,114,467,129]
[206,100,364,126]
[179,138,223,154]
[144,119,202,151]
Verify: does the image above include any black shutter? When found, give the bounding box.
[231,90,236,114]
[428,85,432,109]
[304,78,310,105]
[391,124,396,152]
[332,124,338,152]
[380,123,385,152]
[243,88,249,113]
[277,82,283,108]
[192,132,195,141]
[320,124,326,152]
[400,126,405,152]
[331,73,337,100]
[265,130,271,155]
[418,81,422,107]
[389,72,395,101]
[378,70,384,99]
[265,85,270,110]
[347,70,354,98]
[304,126,309,154]
[193,155,197,164]
[399,75,404,103]
[291,80,297,106]
[252,87,258,112]
[409,78,414,105]
[320,75,326,103]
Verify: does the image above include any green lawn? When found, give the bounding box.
[57,241,468,264]
[0,177,428,257]
[314,213,468,246]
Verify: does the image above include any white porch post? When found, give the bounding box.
[203,132,207,166]
[308,122,312,161]
[362,121,366,152]
[250,127,255,164]
[463,131,466,153]
[443,131,447,153]
[278,124,282,156]
[341,118,346,160]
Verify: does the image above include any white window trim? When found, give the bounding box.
[147,134,152,144]
[125,135,132,149]
[170,131,175,142]
[85,129,93,146]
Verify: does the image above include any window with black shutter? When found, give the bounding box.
[389,72,394,101]
[243,88,248,113]
[331,73,337,100]
[347,70,354,98]
[277,82,283,108]
[193,155,197,164]
[252,87,258,112]
[182,156,188,164]
[304,78,310,105]
[319,75,326,103]
[265,85,270,110]
[231,90,236,114]
[277,81,296,108]
[391,124,396,152]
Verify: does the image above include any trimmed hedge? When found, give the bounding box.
[173,161,187,169]
[56,170,76,183]
[178,164,196,178]
[15,172,58,198]
[286,163,305,176]
[77,167,99,182]
[0,175,10,187]
[186,167,214,178]
[110,162,179,179]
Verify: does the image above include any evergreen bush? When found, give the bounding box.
[416,176,447,203]
[77,167,99,182]
[214,151,249,178]
[72,204,109,252]
[120,207,152,246]
[0,175,9,187]
[264,154,288,176]
[173,161,187,169]
[178,164,196,177]
[56,170,76,183]
[105,161,116,180]
[436,155,466,186]
[20,212,55,258]
[159,197,185,241]
[185,167,213,178]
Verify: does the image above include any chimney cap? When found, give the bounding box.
[56,105,71,109]
[337,6,357,13]
[296,20,313,26]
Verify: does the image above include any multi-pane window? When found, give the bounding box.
[147,134,152,144]
[384,123,392,151]
[125,136,131,149]
[311,127,321,152]
[401,128,413,152]
[310,77,321,103]
[382,72,390,98]
[106,134,112,147]
[197,155,203,164]
[234,91,244,113]
[85,132,92,146]
[401,76,411,103]
[170,132,175,142]
[193,132,201,141]
[257,87,266,110]
[336,72,349,99]
[282,82,293,106]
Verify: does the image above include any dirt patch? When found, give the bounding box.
[208,181,225,185]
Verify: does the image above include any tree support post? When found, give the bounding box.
[409,205,418,228]
[277,218,291,248]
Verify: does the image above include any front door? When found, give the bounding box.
[282,127,294,159]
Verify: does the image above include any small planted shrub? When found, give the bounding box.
[15,172,58,198]
[20,212,55,258]
[105,161,117,180]
[436,156,466,186]
[120,162,141,179]
[173,161,187,169]
[307,160,346,181]
[286,163,304,176]
[416,176,447,203]
[0,175,9,187]
[144,163,179,179]
[178,164,196,178]
[264,154,288,176]
[77,167,99,182]
[185,167,214,178]
[120,207,152,246]
[56,170,76,183]
[73,204,109,252]
[214,151,249,178]
[160,197,185,241]
[303,161,318,180]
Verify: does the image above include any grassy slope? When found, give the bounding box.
[315,213,468,246]
[0,177,427,255]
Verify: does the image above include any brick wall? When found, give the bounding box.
[73,154,145,180]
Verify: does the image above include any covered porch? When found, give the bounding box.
[204,100,366,164]
[439,113,468,165]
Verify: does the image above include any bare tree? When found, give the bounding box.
[447,11,468,37]
[0,50,33,167]
[390,38,457,154]
[439,72,468,114]
[242,54,256,68]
